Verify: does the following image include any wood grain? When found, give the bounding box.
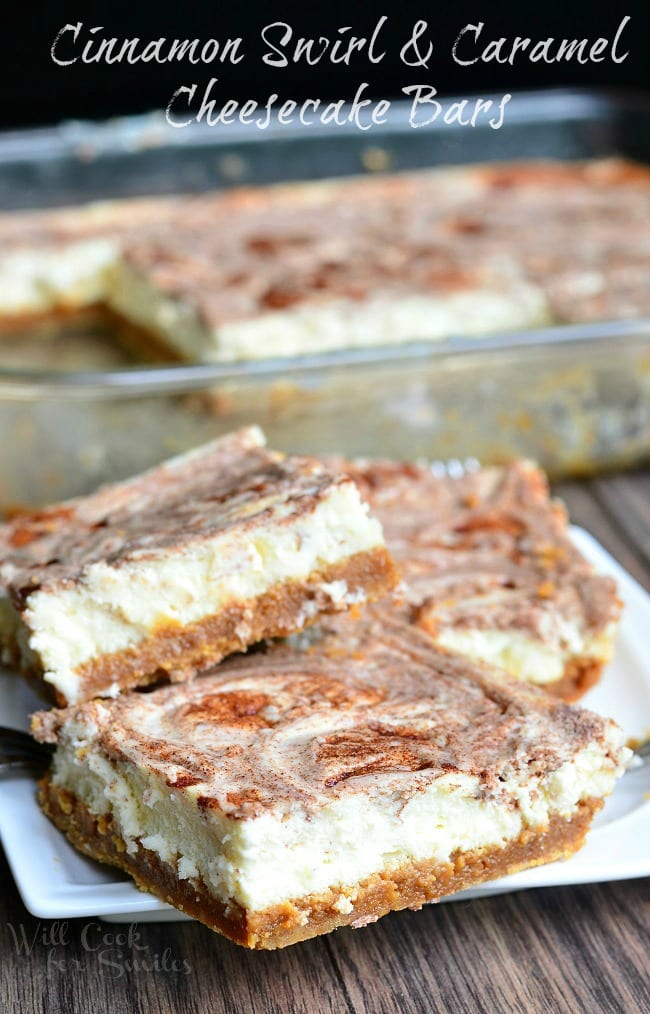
[554,478,650,592]
[2,471,649,1014]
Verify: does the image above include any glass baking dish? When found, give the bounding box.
[0,320,648,510]
[0,90,649,509]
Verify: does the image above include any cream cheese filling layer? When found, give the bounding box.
[435,623,618,686]
[212,287,551,361]
[50,718,627,913]
[0,240,119,315]
[23,482,383,702]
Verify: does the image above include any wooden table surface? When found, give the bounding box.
[1,470,649,1014]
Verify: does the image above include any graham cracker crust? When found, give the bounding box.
[0,304,108,336]
[39,774,602,950]
[36,545,396,706]
[546,656,607,704]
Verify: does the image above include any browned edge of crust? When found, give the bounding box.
[546,657,606,704]
[25,546,397,706]
[0,304,108,336]
[38,774,602,950]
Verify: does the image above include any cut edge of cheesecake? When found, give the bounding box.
[38,776,604,949]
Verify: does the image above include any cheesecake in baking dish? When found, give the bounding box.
[334,456,621,701]
[32,604,629,949]
[1,158,649,361]
[0,426,395,705]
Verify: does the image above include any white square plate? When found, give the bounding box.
[1,527,648,924]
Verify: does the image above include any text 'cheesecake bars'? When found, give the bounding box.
[33,605,629,949]
[334,456,621,700]
[0,427,396,705]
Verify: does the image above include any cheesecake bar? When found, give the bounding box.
[334,456,620,701]
[2,158,649,362]
[0,167,547,359]
[0,426,395,705]
[32,606,629,949]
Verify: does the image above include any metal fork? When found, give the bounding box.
[426,457,481,479]
[628,738,650,768]
[0,726,54,775]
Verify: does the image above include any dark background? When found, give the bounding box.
[1,1,649,131]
